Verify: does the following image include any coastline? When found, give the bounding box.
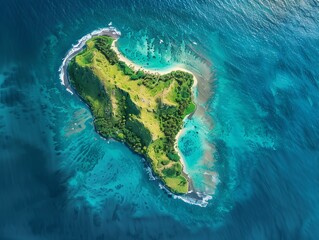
[59,28,212,207]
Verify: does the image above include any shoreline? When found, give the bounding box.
[59,27,211,207]
[111,39,198,87]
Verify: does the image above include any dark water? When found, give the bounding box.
[1,0,319,239]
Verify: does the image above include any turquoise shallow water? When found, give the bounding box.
[1,0,319,239]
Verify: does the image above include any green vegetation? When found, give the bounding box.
[68,36,195,194]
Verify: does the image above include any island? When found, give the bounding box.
[68,35,196,194]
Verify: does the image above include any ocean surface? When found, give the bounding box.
[1,0,319,239]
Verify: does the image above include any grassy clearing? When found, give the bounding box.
[183,101,196,118]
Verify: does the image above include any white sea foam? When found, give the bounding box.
[145,166,156,181]
[174,192,212,207]
[59,27,121,94]
[158,182,212,207]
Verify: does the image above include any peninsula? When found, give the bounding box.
[68,35,196,194]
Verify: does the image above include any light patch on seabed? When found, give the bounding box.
[63,108,92,137]
[178,115,218,195]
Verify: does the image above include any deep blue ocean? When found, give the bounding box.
[1,0,319,239]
